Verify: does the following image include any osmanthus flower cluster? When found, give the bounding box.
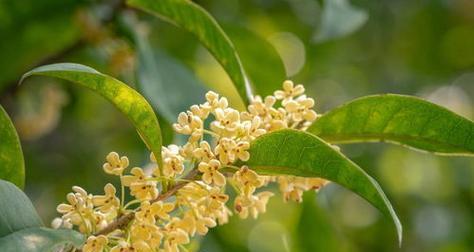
[53,81,329,252]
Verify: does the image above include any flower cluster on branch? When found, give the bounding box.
[53,81,329,252]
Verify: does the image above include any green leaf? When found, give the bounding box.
[242,129,402,244]
[0,227,84,252]
[0,180,84,251]
[127,0,253,106]
[21,63,163,166]
[224,25,286,97]
[313,0,368,42]
[0,179,42,237]
[308,94,474,156]
[0,106,24,188]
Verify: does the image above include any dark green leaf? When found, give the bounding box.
[127,0,253,106]
[224,25,286,97]
[0,106,24,188]
[313,0,368,42]
[21,63,163,166]
[0,180,84,251]
[308,94,474,156]
[242,129,402,244]
[0,179,42,237]
[0,227,84,252]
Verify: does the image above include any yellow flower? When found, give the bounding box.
[131,221,163,248]
[163,229,190,252]
[103,152,129,175]
[233,166,264,195]
[214,138,236,164]
[198,159,226,186]
[177,182,209,205]
[92,183,120,213]
[267,107,288,131]
[110,241,152,252]
[247,95,276,118]
[207,187,229,211]
[234,141,250,161]
[234,191,273,219]
[160,145,185,178]
[190,104,210,119]
[274,80,305,104]
[204,91,228,110]
[178,211,216,236]
[136,201,175,224]
[172,111,203,142]
[240,117,266,140]
[193,141,215,162]
[121,167,158,201]
[82,235,108,252]
[306,177,329,190]
[284,95,317,122]
[211,108,241,136]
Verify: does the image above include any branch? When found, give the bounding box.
[94,169,199,236]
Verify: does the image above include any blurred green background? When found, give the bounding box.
[1,0,473,251]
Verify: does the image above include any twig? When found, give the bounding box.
[94,169,199,236]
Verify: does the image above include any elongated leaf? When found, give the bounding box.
[0,227,84,252]
[127,0,253,106]
[0,180,84,251]
[313,0,368,42]
[0,180,42,237]
[242,129,402,244]
[308,94,474,156]
[0,106,24,188]
[224,25,286,97]
[21,63,163,165]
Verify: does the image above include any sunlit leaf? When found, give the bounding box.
[241,129,402,244]
[21,63,163,166]
[224,25,286,97]
[0,105,24,188]
[127,0,253,106]
[313,0,368,42]
[308,94,474,156]
[0,227,84,252]
[0,180,42,237]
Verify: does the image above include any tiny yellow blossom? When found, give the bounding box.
[234,141,250,161]
[193,141,215,161]
[92,183,120,213]
[204,91,228,110]
[214,138,236,164]
[211,108,241,136]
[198,159,226,186]
[136,200,175,223]
[82,235,108,252]
[131,221,163,248]
[274,80,305,104]
[163,229,190,252]
[233,166,264,195]
[103,152,129,175]
[234,191,274,219]
[122,167,158,201]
